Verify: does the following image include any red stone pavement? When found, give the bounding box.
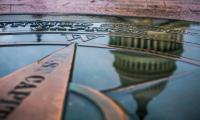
[0,0,200,22]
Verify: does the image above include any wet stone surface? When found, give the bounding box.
[0,16,200,120]
[0,0,200,21]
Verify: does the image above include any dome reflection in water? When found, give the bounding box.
[107,20,187,120]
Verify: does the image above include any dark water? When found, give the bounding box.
[65,91,103,120]
[71,47,200,120]
[0,17,200,120]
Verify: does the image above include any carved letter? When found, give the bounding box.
[14,81,36,89]
[25,75,45,83]
[8,91,30,102]
[0,106,14,119]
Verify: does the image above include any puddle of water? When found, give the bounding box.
[72,44,200,120]
[72,46,199,89]
[0,17,200,120]
[146,70,200,120]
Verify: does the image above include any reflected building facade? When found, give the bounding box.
[108,20,188,120]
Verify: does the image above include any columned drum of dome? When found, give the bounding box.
[109,20,187,55]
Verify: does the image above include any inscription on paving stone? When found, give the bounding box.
[0,21,196,36]
[0,50,70,119]
[0,75,45,119]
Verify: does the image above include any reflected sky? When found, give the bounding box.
[0,34,67,42]
[72,47,121,90]
[0,46,63,77]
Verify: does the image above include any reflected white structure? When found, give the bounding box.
[109,20,188,120]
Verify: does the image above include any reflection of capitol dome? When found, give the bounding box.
[109,21,186,86]
[109,21,188,120]
[111,48,174,120]
[110,37,179,119]
[111,49,176,120]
